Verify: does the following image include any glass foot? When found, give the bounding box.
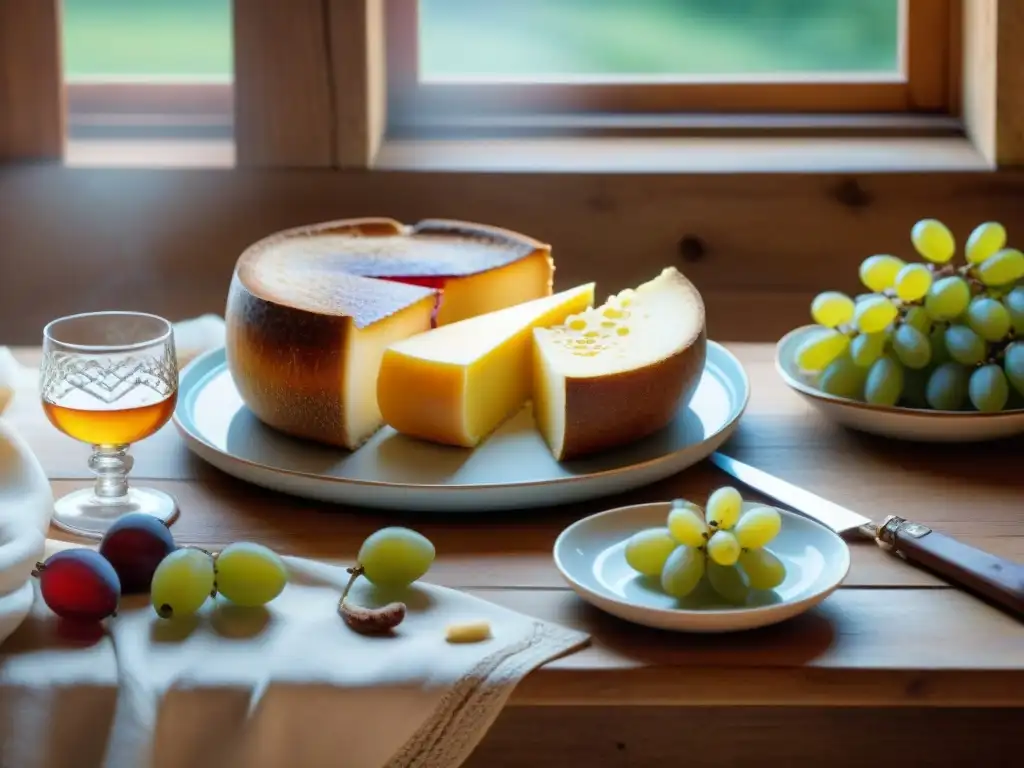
[52,486,179,539]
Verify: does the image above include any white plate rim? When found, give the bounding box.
[172,341,750,494]
[776,324,1024,420]
[552,501,851,622]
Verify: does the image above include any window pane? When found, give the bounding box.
[63,0,232,79]
[419,0,901,80]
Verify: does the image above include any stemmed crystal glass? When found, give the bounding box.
[41,311,180,538]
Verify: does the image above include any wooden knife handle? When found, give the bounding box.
[877,516,1024,619]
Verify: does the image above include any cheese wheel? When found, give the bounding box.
[226,217,553,450]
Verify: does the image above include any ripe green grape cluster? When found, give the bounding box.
[797,219,1024,412]
[624,487,787,605]
[151,541,288,619]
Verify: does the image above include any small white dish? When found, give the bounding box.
[553,501,850,633]
[777,324,1024,443]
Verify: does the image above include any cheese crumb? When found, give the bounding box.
[445,620,492,643]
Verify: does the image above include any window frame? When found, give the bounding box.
[386,0,960,133]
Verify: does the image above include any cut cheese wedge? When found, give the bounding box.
[532,267,706,461]
[377,283,596,448]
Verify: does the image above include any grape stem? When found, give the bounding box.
[340,565,364,603]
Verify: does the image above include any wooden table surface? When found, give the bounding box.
[6,345,1024,764]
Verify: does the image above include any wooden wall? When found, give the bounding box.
[2,165,1024,345]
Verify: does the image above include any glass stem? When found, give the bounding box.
[89,444,133,502]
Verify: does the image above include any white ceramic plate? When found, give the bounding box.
[777,325,1024,443]
[173,342,749,512]
[553,501,850,633]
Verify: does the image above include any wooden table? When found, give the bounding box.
[6,346,1024,766]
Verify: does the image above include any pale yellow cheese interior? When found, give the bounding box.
[342,298,436,448]
[533,267,705,459]
[377,283,596,447]
[436,250,552,326]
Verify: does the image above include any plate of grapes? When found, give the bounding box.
[776,218,1024,442]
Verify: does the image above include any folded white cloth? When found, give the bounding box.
[0,420,53,647]
[91,558,587,768]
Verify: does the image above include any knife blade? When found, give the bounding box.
[709,452,1024,620]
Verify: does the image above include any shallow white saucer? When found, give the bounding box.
[553,501,850,633]
[776,325,1024,443]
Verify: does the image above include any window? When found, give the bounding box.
[62,0,233,145]
[387,0,959,131]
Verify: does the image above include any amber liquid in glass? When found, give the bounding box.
[43,392,177,445]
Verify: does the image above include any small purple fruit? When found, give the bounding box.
[33,549,120,622]
[98,512,177,593]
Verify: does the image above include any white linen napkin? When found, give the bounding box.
[95,558,588,768]
[0,420,53,647]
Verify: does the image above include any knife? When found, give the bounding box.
[709,452,1024,620]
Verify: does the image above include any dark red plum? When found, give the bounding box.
[34,549,120,622]
[98,512,177,593]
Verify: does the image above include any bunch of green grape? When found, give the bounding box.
[151,541,288,619]
[795,219,1024,412]
[624,487,787,605]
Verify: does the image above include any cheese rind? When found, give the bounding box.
[225,217,554,450]
[532,267,706,461]
[377,283,596,448]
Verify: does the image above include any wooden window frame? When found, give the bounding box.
[386,0,961,134]
[2,0,1024,347]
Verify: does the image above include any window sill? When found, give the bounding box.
[374,135,991,174]
[61,134,992,175]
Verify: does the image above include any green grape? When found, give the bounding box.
[976,249,1024,287]
[966,297,1012,342]
[819,353,867,400]
[624,528,677,576]
[904,306,932,334]
[666,500,708,547]
[810,291,855,328]
[794,328,850,372]
[859,255,905,292]
[924,276,970,320]
[911,218,956,264]
[660,546,705,599]
[966,221,1007,264]
[733,506,782,550]
[853,295,898,334]
[1003,286,1024,334]
[706,562,750,605]
[1004,342,1024,396]
[944,325,987,366]
[969,364,1009,412]
[850,332,887,367]
[706,530,741,566]
[151,547,216,620]
[891,324,931,370]
[706,486,742,530]
[214,542,288,607]
[925,362,969,411]
[929,324,950,365]
[900,366,929,408]
[357,527,436,588]
[738,549,787,590]
[864,355,904,406]
[893,263,933,302]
